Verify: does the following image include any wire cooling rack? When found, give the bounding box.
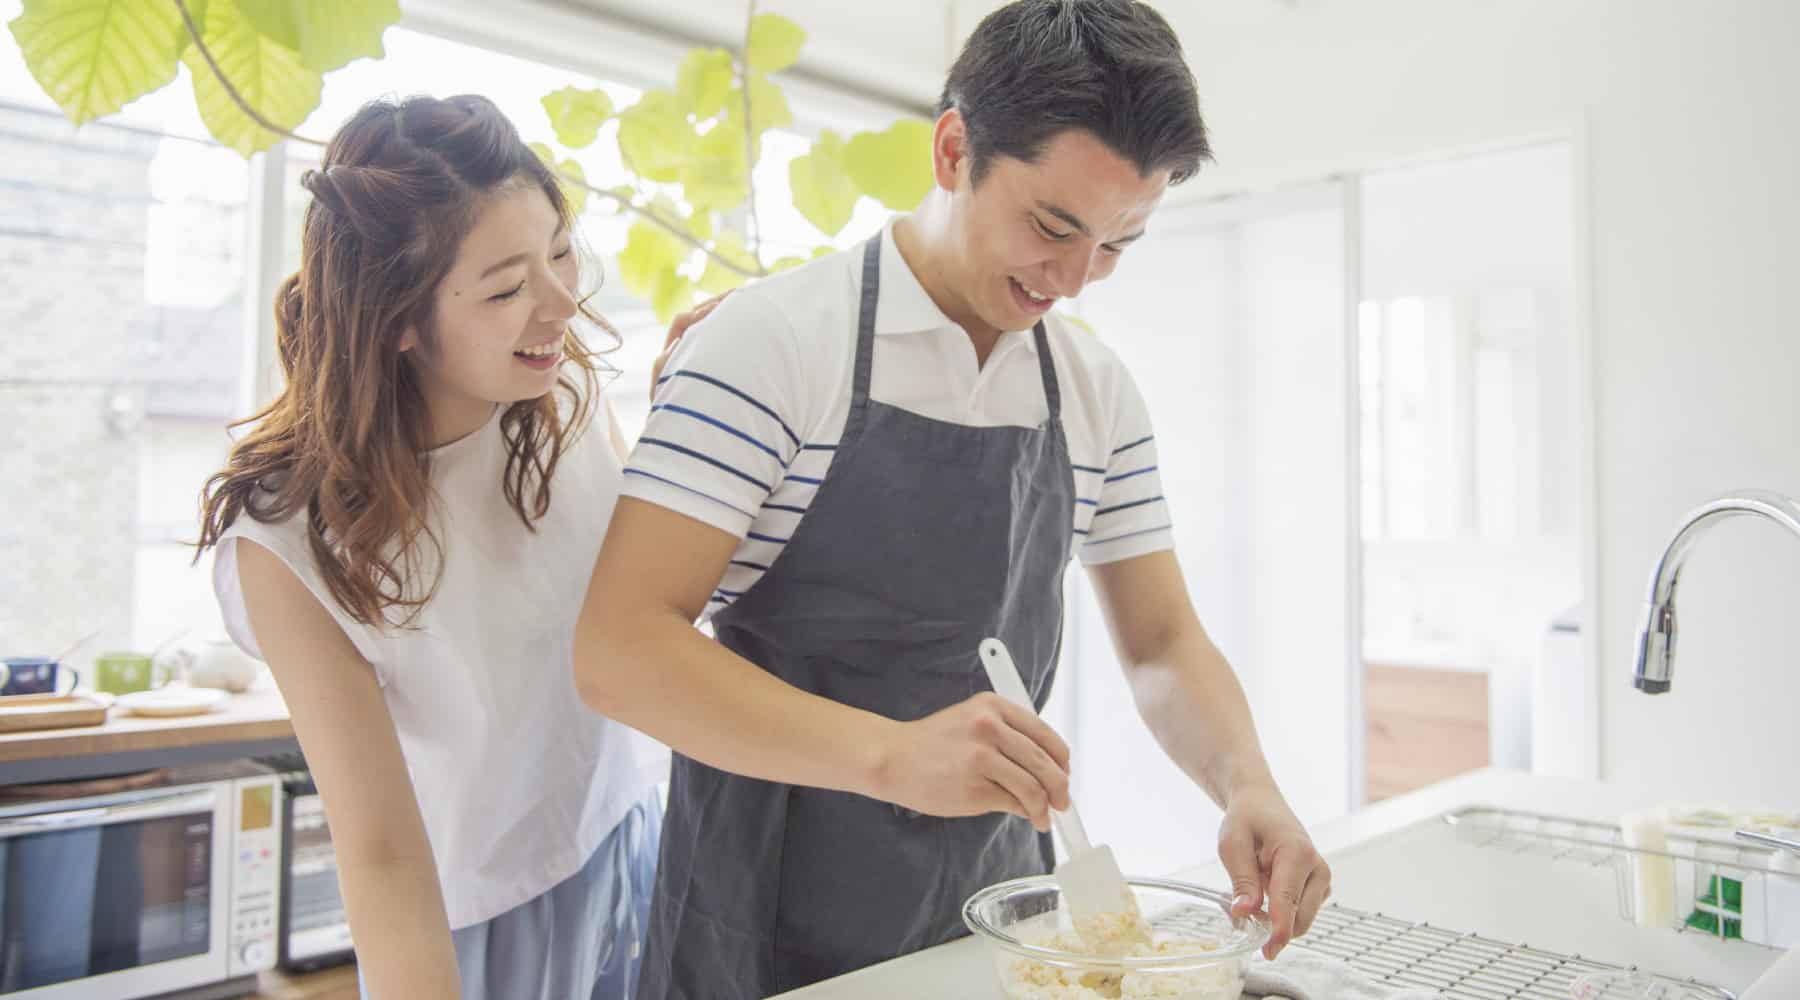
[1154,899,1735,999]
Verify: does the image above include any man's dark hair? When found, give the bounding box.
[938,0,1211,186]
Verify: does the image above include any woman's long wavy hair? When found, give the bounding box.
[197,95,615,628]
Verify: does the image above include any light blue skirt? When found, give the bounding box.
[362,793,662,1000]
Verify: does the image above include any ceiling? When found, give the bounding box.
[563,0,1311,116]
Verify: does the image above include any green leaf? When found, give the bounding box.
[236,0,299,50]
[770,255,808,273]
[680,120,749,215]
[748,73,792,132]
[182,0,322,155]
[288,0,400,73]
[531,143,591,216]
[616,89,696,183]
[746,13,804,73]
[619,218,698,323]
[604,184,636,213]
[9,0,186,125]
[685,210,714,243]
[698,230,757,294]
[541,85,613,149]
[174,0,211,57]
[843,119,935,211]
[698,263,745,295]
[652,273,695,324]
[618,220,684,300]
[556,158,588,216]
[788,129,857,238]
[725,72,792,163]
[676,48,734,121]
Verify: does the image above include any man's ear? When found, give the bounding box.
[931,107,971,192]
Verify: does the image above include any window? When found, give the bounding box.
[1,0,249,658]
[1,5,889,665]
[278,26,889,439]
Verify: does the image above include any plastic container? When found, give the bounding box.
[962,876,1268,1000]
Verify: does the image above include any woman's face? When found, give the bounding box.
[407,180,579,444]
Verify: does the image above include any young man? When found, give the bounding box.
[577,2,1331,996]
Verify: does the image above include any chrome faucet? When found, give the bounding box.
[1633,490,1800,693]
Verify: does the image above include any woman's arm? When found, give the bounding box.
[235,540,461,999]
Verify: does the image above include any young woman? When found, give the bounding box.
[197,94,666,999]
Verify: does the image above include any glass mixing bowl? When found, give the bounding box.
[963,875,1270,1000]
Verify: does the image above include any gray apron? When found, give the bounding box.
[636,234,1077,999]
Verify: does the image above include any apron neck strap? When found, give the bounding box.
[1031,321,1061,421]
[857,233,1064,424]
[852,236,881,411]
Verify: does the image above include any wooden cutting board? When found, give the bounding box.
[0,692,114,733]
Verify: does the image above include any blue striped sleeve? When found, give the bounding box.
[622,290,807,541]
[1079,366,1173,566]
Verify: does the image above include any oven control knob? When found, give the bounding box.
[240,940,273,967]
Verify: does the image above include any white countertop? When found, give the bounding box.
[774,768,1790,998]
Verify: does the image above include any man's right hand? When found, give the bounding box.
[873,693,1073,832]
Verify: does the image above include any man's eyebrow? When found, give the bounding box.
[1036,201,1091,237]
[1036,201,1145,245]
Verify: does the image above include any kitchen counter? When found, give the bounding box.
[0,685,298,785]
[776,768,1790,998]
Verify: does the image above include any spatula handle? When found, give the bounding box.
[978,638,1090,855]
[978,638,1035,707]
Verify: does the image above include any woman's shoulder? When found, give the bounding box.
[217,478,310,555]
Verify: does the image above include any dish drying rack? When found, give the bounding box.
[1442,807,1800,948]
[1157,900,1735,999]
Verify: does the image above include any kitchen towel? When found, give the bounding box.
[1243,947,1441,999]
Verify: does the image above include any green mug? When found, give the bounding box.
[94,652,174,695]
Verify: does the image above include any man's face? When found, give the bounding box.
[942,118,1170,335]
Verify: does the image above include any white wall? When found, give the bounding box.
[1164,0,1800,802]
[1238,198,1352,823]
[1060,222,1246,877]
[1066,186,1350,875]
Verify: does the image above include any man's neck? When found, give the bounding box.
[893,202,1005,365]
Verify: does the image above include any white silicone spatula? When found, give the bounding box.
[978,637,1146,946]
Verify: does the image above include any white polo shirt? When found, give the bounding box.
[621,220,1174,616]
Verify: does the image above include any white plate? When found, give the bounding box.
[116,687,229,718]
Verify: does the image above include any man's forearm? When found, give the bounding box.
[576,606,896,798]
[1126,622,1278,809]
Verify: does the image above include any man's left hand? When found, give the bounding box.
[1217,784,1330,959]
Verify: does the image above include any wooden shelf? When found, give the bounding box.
[0,687,298,784]
[256,963,358,999]
[1365,662,1490,802]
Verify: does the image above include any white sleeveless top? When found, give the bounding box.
[215,403,663,928]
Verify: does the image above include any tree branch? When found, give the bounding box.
[568,172,765,279]
[740,0,763,265]
[175,0,325,148]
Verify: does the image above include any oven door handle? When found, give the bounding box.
[0,788,219,837]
